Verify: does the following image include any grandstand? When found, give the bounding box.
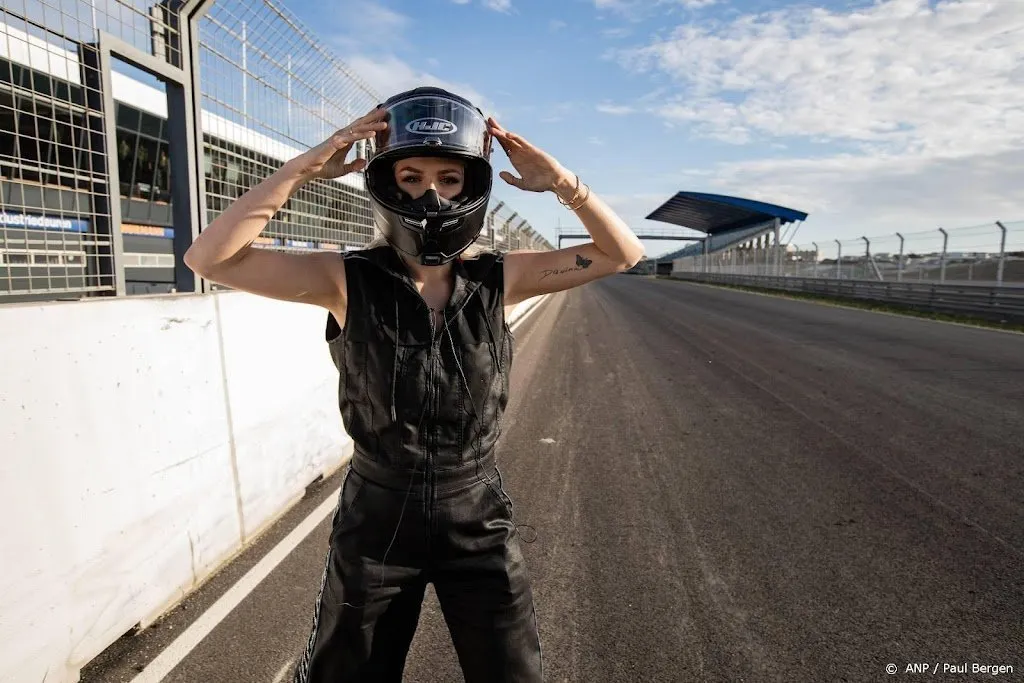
[646,192,808,275]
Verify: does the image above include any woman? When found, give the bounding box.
[184,87,644,683]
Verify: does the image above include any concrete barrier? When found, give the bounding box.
[670,272,1024,323]
[0,287,544,683]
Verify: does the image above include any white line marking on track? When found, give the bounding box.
[272,658,296,683]
[127,493,339,683]
[125,294,548,683]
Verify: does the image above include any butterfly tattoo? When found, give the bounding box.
[540,253,594,280]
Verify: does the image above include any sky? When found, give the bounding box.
[282,0,1024,259]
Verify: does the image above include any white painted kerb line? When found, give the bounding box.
[128,294,548,683]
[128,492,339,683]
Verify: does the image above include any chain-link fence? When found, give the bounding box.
[0,0,548,303]
[476,200,550,252]
[0,0,151,299]
[198,0,377,255]
[673,220,1024,286]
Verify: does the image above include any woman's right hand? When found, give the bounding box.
[294,107,388,181]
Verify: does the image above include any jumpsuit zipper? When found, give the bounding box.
[426,300,437,544]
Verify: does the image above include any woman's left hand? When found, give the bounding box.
[487,117,571,193]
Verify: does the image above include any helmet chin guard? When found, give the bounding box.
[364,87,493,266]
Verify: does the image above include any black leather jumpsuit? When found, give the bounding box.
[293,245,543,682]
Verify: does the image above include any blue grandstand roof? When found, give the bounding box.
[645,192,808,235]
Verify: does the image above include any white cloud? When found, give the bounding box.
[594,0,645,22]
[602,27,633,39]
[343,54,499,117]
[605,0,1024,238]
[537,101,578,124]
[619,0,1024,159]
[702,151,1024,237]
[594,0,716,20]
[484,0,512,12]
[350,0,408,34]
[590,193,702,249]
[596,103,635,115]
[549,19,568,31]
[603,148,1024,246]
[588,136,606,145]
[328,1,410,50]
[450,0,512,10]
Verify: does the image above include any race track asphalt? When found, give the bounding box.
[82,276,1024,683]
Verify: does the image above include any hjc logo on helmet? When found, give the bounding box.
[405,118,458,135]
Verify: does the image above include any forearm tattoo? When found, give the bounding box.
[540,253,593,280]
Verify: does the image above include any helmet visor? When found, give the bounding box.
[372,95,490,159]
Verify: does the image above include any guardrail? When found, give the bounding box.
[670,272,1024,323]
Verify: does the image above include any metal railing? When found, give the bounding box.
[671,273,1024,323]
[198,0,379,252]
[672,220,1024,287]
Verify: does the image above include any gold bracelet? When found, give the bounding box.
[556,173,581,207]
[567,182,591,211]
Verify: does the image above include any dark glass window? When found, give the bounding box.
[139,111,163,139]
[116,103,141,132]
[0,105,16,164]
[116,129,137,196]
[133,135,158,199]
[52,111,79,169]
[153,142,170,203]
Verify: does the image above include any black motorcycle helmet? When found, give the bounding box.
[364,86,493,266]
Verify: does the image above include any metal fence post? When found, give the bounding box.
[996,220,1007,286]
[896,232,904,282]
[514,218,528,251]
[938,227,948,283]
[487,201,503,250]
[863,236,883,281]
[812,242,819,278]
[241,21,247,119]
[774,218,782,277]
[862,236,870,280]
[503,212,518,251]
[835,239,842,279]
[80,40,127,297]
